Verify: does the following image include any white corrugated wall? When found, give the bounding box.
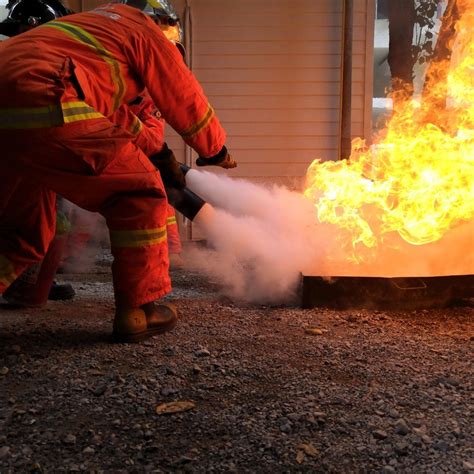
[165,0,374,238]
[167,0,373,183]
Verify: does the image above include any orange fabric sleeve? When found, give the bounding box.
[129,95,165,157]
[110,95,165,157]
[127,16,226,158]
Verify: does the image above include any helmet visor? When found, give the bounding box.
[155,15,181,43]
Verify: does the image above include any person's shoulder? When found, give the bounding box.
[88,3,147,22]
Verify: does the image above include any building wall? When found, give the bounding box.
[166,0,374,190]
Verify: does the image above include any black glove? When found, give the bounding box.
[149,143,186,189]
[195,146,237,169]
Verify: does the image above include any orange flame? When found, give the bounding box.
[304,2,473,263]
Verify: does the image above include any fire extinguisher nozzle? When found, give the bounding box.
[165,185,206,221]
[180,163,191,175]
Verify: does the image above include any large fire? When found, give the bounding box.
[304,1,473,271]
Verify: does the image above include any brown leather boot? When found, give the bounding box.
[140,302,178,334]
[112,307,149,343]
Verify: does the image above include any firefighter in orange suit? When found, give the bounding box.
[0,2,236,342]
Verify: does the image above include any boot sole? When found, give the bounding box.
[112,313,178,344]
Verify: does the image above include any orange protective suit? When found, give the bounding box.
[0,4,225,306]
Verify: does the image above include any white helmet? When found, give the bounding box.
[125,0,184,55]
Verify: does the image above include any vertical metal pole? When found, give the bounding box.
[183,0,194,240]
[340,0,354,159]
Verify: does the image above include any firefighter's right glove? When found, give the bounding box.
[149,143,186,189]
[195,146,237,169]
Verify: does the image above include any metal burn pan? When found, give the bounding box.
[301,274,474,310]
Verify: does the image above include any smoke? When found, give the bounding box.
[184,170,334,304]
[60,201,108,274]
[183,170,474,304]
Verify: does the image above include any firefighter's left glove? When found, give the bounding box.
[149,143,186,190]
[195,146,237,169]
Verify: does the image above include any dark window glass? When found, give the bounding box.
[377,0,389,19]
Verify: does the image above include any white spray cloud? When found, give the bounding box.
[60,201,108,273]
[184,170,333,304]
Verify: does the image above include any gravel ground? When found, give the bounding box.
[0,255,473,473]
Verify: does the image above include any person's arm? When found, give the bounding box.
[129,94,166,157]
[126,15,227,161]
[125,94,186,189]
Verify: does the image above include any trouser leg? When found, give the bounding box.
[166,205,182,254]
[104,185,171,307]
[0,170,56,294]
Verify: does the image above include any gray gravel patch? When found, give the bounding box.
[0,262,473,473]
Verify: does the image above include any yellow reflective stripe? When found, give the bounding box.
[0,105,63,129]
[181,103,215,139]
[129,115,142,136]
[44,21,126,111]
[0,101,104,129]
[62,101,104,123]
[110,226,167,248]
[166,216,177,226]
[0,255,18,287]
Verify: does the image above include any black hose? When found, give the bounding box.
[180,163,191,175]
[165,185,206,221]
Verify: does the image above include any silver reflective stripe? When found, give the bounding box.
[61,102,104,123]
[0,105,63,129]
[0,101,104,129]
